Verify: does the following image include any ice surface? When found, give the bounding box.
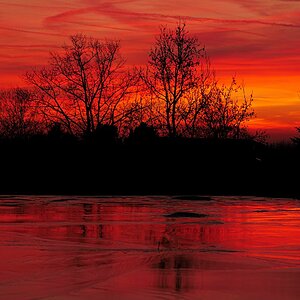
[0,195,300,299]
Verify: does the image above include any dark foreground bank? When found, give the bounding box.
[0,137,299,197]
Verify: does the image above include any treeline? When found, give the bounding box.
[0,24,259,142]
[0,133,299,197]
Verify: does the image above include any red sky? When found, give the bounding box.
[1,0,300,141]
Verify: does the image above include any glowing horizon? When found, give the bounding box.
[1,0,300,141]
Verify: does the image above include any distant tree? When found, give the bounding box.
[120,94,160,137]
[0,87,42,138]
[26,34,136,135]
[141,23,203,137]
[242,129,269,144]
[291,93,300,145]
[200,78,254,139]
[291,127,300,145]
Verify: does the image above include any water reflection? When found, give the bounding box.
[0,196,300,299]
[155,254,196,292]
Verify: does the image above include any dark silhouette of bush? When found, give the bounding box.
[128,122,158,144]
[47,123,66,139]
[45,122,77,144]
[91,124,119,144]
[291,127,300,146]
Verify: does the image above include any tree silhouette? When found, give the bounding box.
[141,24,203,137]
[201,78,254,139]
[18,26,256,141]
[181,54,215,138]
[140,24,254,139]
[26,34,136,136]
[0,87,41,138]
[291,127,300,145]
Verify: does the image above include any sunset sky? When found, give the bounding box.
[1,0,300,140]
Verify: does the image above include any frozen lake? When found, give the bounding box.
[0,195,300,299]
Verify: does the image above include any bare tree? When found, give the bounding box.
[201,78,254,139]
[181,54,216,137]
[141,23,204,137]
[26,34,136,135]
[23,28,254,140]
[0,87,42,138]
[140,24,254,139]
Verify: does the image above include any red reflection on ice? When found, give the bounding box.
[0,196,300,299]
